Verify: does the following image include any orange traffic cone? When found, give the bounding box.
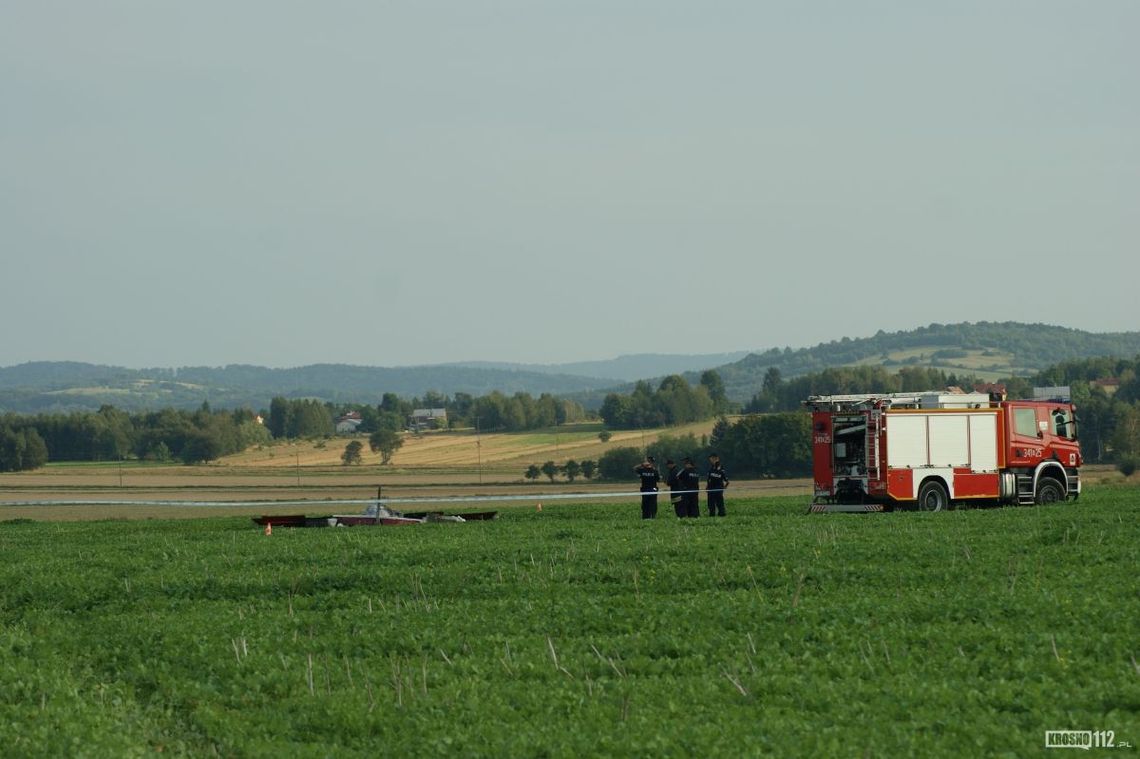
[264,522,273,536]
[536,503,543,512]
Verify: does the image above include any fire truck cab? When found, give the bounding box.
[804,389,1081,512]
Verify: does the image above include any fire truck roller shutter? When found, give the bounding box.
[886,415,928,468]
[928,414,970,468]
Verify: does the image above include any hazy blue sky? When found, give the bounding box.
[2,1,1136,368]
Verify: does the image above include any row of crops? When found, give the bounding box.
[1,490,1137,756]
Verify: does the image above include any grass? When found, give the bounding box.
[1,487,1137,756]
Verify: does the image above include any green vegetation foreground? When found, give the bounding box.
[2,491,1138,756]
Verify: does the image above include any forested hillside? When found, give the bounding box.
[706,322,1140,401]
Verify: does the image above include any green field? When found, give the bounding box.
[2,490,1138,757]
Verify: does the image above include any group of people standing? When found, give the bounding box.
[633,453,729,519]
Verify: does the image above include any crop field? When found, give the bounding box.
[1,487,1137,757]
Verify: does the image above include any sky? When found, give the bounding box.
[1,1,1136,369]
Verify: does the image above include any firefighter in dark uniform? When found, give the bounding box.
[633,456,661,519]
[705,452,729,517]
[665,459,684,518]
[677,457,701,518]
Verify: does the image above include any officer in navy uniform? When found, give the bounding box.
[677,457,701,518]
[705,452,729,517]
[633,456,661,519]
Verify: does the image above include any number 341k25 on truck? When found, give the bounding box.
[803,388,1081,513]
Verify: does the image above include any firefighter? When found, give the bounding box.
[705,452,729,517]
[633,455,661,519]
[665,458,684,518]
[677,457,701,518]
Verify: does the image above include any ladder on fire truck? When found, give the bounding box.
[804,391,994,412]
[865,408,881,479]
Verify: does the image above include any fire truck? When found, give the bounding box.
[803,389,1081,512]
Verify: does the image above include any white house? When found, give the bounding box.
[409,408,447,431]
[335,411,363,434]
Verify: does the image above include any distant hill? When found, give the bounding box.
[0,362,617,414]
[447,352,753,383]
[4,323,1138,414]
[706,322,1140,401]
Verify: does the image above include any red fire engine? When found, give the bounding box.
[803,389,1081,512]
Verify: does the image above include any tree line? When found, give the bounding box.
[591,413,811,482]
[0,388,590,471]
[0,404,271,471]
[599,371,729,429]
[319,391,587,435]
[742,365,987,413]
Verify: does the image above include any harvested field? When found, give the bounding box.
[221,420,718,469]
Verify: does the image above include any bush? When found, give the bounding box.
[1119,458,1138,477]
[597,446,644,481]
[180,431,223,464]
[649,433,705,465]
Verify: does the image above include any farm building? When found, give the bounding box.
[409,408,447,431]
[335,411,362,434]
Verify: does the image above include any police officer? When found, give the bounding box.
[633,455,661,519]
[677,457,701,518]
[706,452,729,517]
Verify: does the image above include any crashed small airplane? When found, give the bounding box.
[252,503,497,529]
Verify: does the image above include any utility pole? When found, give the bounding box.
[295,452,301,487]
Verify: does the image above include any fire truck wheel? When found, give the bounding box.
[916,480,948,512]
[1035,479,1064,505]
